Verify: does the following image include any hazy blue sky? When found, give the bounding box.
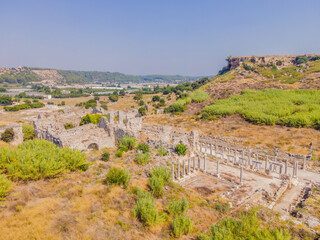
[0,0,319,76]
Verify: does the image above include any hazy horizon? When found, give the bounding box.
[1,0,320,76]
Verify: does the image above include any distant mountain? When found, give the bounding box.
[0,67,201,85]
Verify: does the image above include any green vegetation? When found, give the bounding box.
[203,89,320,129]
[101,151,110,162]
[149,166,171,198]
[152,95,161,102]
[138,107,146,116]
[132,189,163,226]
[80,113,107,125]
[0,139,88,181]
[0,95,13,105]
[115,150,123,158]
[64,123,75,130]
[105,167,130,188]
[190,90,210,103]
[0,68,39,85]
[157,146,168,156]
[109,94,119,102]
[4,102,45,111]
[0,128,14,143]
[198,211,291,240]
[117,135,137,152]
[85,99,97,109]
[169,198,188,216]
[295,56,309,64]
[22,124,35,141]
[0,174,11,199]
[175,144,188,156]
[135,152,150,166]
[172,215,192,238]
[136,142,150,153]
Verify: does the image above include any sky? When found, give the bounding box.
[0,0,320,76]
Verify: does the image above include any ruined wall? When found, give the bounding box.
[33,109,142,151]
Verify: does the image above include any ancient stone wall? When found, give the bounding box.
[0,123,23,146]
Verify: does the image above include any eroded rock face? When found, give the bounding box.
[33,109,142,151]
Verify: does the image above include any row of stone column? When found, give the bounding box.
[172,155,207,181]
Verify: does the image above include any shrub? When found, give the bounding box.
[84,99,97,109]
[152,95,160,102]
[137,142,150,153]
[169,198,188,216]
[243,64,253,71]
[157,146,168,156]
[4,102,45,111]
[0,95,13,105]
[105,167,130,188]
[64,123,74,130]
[22,124,35,141]
[138,100,145,106]
[115,150,123,158]
[276,60,283,66]
[200,211,292,240]
[311,56,320,61]
[295,56,309,64]
[172,215,192,238]
[61,101,65,106]
[0,174,11,199]
[191,90,210,103]
[0,139,88,180]
[100,102,108,110]
[118,135,137,152]
[135,152,150,166]
[101,152,110,161]
[175,144,187,156]
[138,107,146,116]
[133,92,143,101]
[80,113,105,125]
[109,94,119,102]
[215,202,229,213]
[133,193,161,226]
[149,166,171,198]
[0,128,14,143]
[159,98,165,106]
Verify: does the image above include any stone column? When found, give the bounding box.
[242,150,245,166]
[172,164,175,181]
[200,142,202,153]
[217,160,220,178]
[193,156,196,172]
[285,159,288,175]
[265,155,268,171]
[240,166,243,185]
[295,161,298,178]
[203,155,206,173]
[292,161,296,178]
[188,158,191,175]
[210,144,213,156]
[177,159,180,179]
[182,160,186,177]
[248,149,251,166]
[198,155,201,171]
[303,156,306,171]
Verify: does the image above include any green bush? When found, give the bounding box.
[84,99,97,109]
[64,123,75,130]
[138,107,146,116]
[172,215,192,238]
[100,102,108,110]
[152,95,160,102]
[0,174,11,199]
[109,94,119,102]
[133,191,162,226]
[295,56,309,64]
[169,198,188,216]
[22,124,35,141]
[135,152,150,166]
[118,135,137,152]
[0,95,13,105]
[0,128,14,143]
[200,211,292,240]
[105,167,130,188]
[190,90,209,103]
[137,142,150,153]
[101,152,110,161]
[0,139,88,181]
[80,113,106,125]
[214,202,229,213]
[149,166,171,198]
[138,100,145,106]
[157,146,168,156]
[175,144,187,156]
[115,150,123,158]
[4,102,45,111]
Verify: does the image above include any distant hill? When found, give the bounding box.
[0,67,200,85]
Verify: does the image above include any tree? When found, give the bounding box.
[119,89,126,96]
[152,95,160,102]
[138,100,145,106]
[134,92,143,101]
[109,94,119,102]
[0,95,13,105]
[138,107,146,116]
